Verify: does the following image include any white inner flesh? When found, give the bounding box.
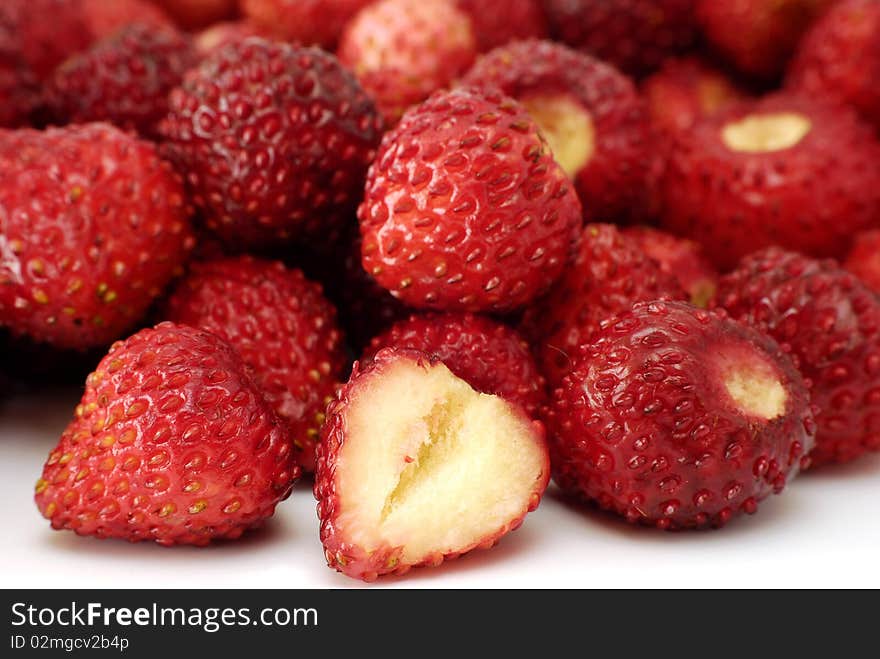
[722,362,787,420]
[336,359,544,565]
[521,94,595,178]
[721,112,812,153]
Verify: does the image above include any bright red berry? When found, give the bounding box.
[0,123,194,350]
[48,24,195,138]
[844,230,880,294]
[80,0,172,40]
[545,300,815,530]
[338,0,478,125]
[542,0,698,76]
[360,86,582,314]
[462,39,652,223]
[194,21,263,57]
[717,247,880,467]
[365,313,546,418]
[242,0,373,49]
[164,256,347,473]
[521,224,685,387]
[34,322,299,546]
[160,39,382,250]
[658,93,880,270]
[315,348,549,581]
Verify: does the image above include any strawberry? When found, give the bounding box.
[315,348,549,581]
[717,247,880,467]
[337,0,478,125]
[194,21,263,56]
[359,86,582,314]
[622,226,719,308]
[542,0,698,76]
[521,224,685,387]
[242,0,372,49]
[163,256,346,473]
[658,93,880,270]
[697,0,835,80]
[641,56,749,135]
[34,322,299,545]
[150,0,239,30]
[455,0,548,53]
[80,0,172,40]
[160,39,382,250]
[0,0,92,80]
[365,313,546,418]
[0,123,194,350]
[787,0,880,133]
[48,24,195,138]
[461,39,652,224]
[844,230,880,294]
[545,300,815,530]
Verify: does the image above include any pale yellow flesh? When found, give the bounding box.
[336,360,545,565]
[723,364,787,420]
[721,112,812,153]
[521,94,595,178]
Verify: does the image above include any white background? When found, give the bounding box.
[2,387,879,589]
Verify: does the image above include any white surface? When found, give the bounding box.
[2,388,880,589]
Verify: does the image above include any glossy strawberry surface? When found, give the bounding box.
[161,39,382,250]
[462,39,652,223]
[521,224,685,386]
[359,86,582,314]
[717,248,880,466]
[546,300,815,529]
[0,123,194,350]
[365,312,546,417]
[164,256,346,472]
[48,24,195,138]
[34,322,299,545]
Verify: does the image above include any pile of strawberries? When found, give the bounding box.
[2,0,880,582]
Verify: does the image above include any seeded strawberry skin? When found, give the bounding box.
[359,86,582,314]
[365,312,546,418]
[160,38,382,250]
[164,256,346,473]
[546,300,816,530]
[34,322,299,546]
[521,224,686,387]
[717,248,880,466]
[462,39,652,223]
[0,123,194,350]
[48,24,195,138]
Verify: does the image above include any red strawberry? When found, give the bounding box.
[541,0,698,77]
[34,322,299,546]
[194,21,263,56]
[151,0,239,30]
[161,39,382,250]
[697,0,835,80]
[641,56,749,135]
[461,39,652,224]
[658,93,880,270]
[546,300,815,530]
[48,24,195,138]
[80,0,172,40]
[242,0,372,49]
[622,226,719,308]
[455,0,548,53]
[315,348,549,581]
[0,0,92,80]
[0,52,40,128]
[338,0,478,125]
[163,256,346,473]
[787,0,880,132]
[844,230,880,294]
[521,224,685,387]
[359,86,582,314]
[717,247,880,467]
[0,123,194,350]
[365,313,546,417]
